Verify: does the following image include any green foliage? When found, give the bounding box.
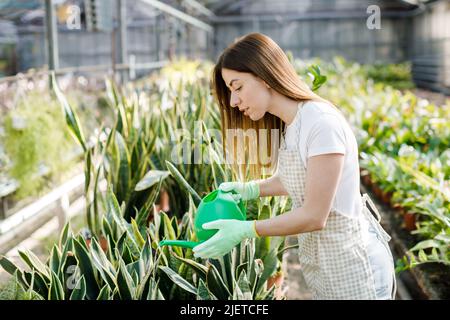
[2,90,76,198]
[363,62,415,90]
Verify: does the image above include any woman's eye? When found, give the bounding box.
[235,86,242,92]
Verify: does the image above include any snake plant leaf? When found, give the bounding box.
[49,246,61,278]
[102,216,115,244]
[135,262,155,299]
[255,249,278,295]
[146,278,165,300]
[197,278,217,300]
[158,266,197,295]
[160,212,183,257]
[106,188,127,234]
[165,160,202,205]
[48,270,65,300]
[135,170,170,191]
[18,250,50,281]
[89,238,117,289]
[234,271,252,300]
[140,236,153,269]
[115,131,131,204]
[0,255,23,278]
[116,257,135,300]
[69,275,86,300]
[170,252,208,281]
[97,284,112,300]
[0,256,37,295]
[51,73,87,152]
[206,263,232,300]
[34,270,51,295]
[73,238,99,299]
[131,218,146,248]
[58,222,71,250]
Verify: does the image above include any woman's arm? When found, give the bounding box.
[255,153,345,236]
[257,174,289,197]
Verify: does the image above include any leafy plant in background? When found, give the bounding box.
[1,91,76,199]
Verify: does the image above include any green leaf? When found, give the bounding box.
[59,222,71,249]
[73,238,99,299]
[158,266,197,295]
[116,255,135,300]
[97,284,112,300]
[165,160,202,205]
[89,238,117,289]
[170,252,208,281]
[51,73,87,152]
[18,250,50,281]
[206,263,231,300]
[69,275,86,300]
[49,246,61,277]
[115,131,131,204]
[131,218,146,248]
[135,170,170,191]
[197,278,216,300]
[48,270,65,300]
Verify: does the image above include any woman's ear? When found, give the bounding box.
[262,80,270,89]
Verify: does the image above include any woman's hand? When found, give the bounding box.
[192,219,259,259]
[219,181,260,200]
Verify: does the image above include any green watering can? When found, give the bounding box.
[158,189,246,249]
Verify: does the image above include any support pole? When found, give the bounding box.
[117,0,128,83]
[45,0,59,89]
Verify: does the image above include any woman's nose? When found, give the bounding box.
[230,92,240,108]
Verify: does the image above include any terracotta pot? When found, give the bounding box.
[372,183,383,199]
[159,189,170,212]
[147,190,171,224]
[361,174,372,188]
[403,212,417,231]
[381,191,393,205]
[86,236,108,252]
[267,271,284,299]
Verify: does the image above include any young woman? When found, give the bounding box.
[192,33,396,300]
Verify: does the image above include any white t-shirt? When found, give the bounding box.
[283,100,362,219]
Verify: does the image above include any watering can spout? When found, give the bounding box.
[159,240,199,249]
[158,189,246,250]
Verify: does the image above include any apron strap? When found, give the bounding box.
[361,193,397,300]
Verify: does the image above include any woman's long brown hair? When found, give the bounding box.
[212,32,331,180]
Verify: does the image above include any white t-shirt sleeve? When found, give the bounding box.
[306,113,347,158]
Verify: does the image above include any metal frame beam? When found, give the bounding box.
[138,0,213,33]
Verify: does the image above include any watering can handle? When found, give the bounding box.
[223,189,247,219]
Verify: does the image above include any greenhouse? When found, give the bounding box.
[0,0,448,303]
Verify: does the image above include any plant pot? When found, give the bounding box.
[403,212,417,231]
[361,174,372,188]
[159,189,170,212]
[372,183,383,200]
[86,236,108,252]
[381,191,393,205]
[267,271,285,299]
[147,190,171,224]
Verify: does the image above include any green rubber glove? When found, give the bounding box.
[192,219,259,259]
[219,181,260,201]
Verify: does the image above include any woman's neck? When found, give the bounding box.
[267,93,301,125]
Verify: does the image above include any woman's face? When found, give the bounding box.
[221,68,271,121]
